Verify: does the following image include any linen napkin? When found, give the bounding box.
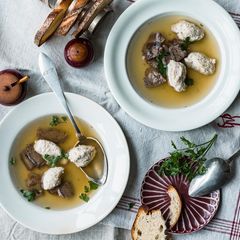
[1,0,240,239]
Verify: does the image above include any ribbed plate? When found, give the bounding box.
[141,159,220,234]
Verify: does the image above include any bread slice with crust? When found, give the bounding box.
[56,0,90,35]
[131,206,167,240]
[167,186,182,228]
[34,0,73,46]
[72,0,113,37]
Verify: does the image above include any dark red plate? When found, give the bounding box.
[141,159,220,234]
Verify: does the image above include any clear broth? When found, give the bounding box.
[127,15,221,108]
[11,115,103,210]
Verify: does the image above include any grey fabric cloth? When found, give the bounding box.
[1,0,240,239]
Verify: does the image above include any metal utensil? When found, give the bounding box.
[188,148,240,197]
[38,52,108,185]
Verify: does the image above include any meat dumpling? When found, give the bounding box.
[167,60,187,92]
[34,139,61,157]
[184,52,216,75]
[41,167,64,190]
[171,20,204,42]
[68,145,96,168]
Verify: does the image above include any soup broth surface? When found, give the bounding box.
[127,15,221,108]
[11,115,103,210]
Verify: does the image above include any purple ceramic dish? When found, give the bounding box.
[141,159,220,234]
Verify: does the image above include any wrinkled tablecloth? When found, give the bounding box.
[1,0,240,239]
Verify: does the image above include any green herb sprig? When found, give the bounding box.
[156,51,169,78]
[79,181,99,202]
[9,157,16,165]
[43,151,67,167]
[79,193,90,202]
[180,37,191,51]
[185,77,194,86]
[20,189,36,202]
[49,116,67,127]
[158,134,217,181]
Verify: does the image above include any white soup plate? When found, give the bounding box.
[0,92,129,234]
[104,0,240,131]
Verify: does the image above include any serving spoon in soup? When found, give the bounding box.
[38,52,108,185]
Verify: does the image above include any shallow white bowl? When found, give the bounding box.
[0,93,129,234]
[104,0,240,131]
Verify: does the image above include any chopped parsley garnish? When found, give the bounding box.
[43,151,67,167]
[49,115,68,127]
[79,193,90,202]
[181,37,191,51]
[9,157,16,165]
[128,202,135,210]
[185,77,194,86]
[43,155,63,167]
[89,181,99,190]
[158,134,217,181]
[61,116,67,122]
[80,181,99,202]
[156,50,169,78]
[20,189,36,202]
[84,186,90,193]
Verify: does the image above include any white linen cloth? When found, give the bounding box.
[1,0,240,239]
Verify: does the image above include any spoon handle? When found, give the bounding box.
[227,147,240,164]
[39,52,84,140]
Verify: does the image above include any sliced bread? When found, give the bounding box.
[131,206,167,240]
[167,186,182,228]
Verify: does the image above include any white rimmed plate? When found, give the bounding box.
[0,92,129,234]
[104,0,240,131]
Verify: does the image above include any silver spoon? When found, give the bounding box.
[38,52,108,185]
[188,148,240,197]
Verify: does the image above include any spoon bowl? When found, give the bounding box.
[189,157,231,197]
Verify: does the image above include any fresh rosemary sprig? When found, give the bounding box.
[158,134,218,181]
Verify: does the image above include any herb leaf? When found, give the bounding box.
[43,151,67,167]
[43,155,62,167]
[79,193,90,202]
[185,77,194,86]
[79,181,99,202]
[50,115,68,127]
[61,116,67,122]
[128,202,135,210]
[180,37,191,51]
[158,134,217,181]
[10,157,16,165]
[84,186,90,193]
[20,189,36,202]
[156,51,169,78]
[180,136,196,148]
[89,181,99,190]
